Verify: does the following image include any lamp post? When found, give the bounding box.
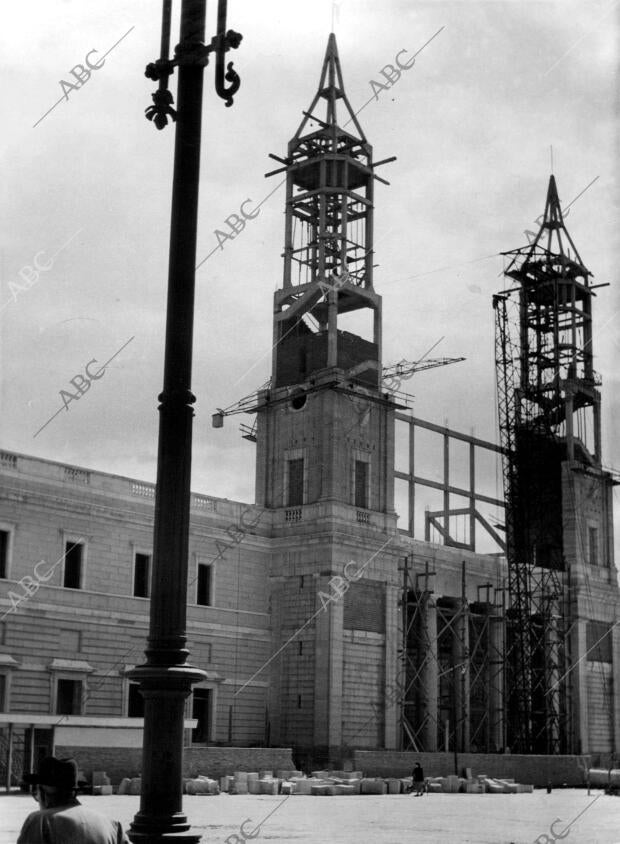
[128,2,241,841]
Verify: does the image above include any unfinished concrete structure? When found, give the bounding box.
[495,176,617,754]
[248,35,619,761]
[0,35,617,783]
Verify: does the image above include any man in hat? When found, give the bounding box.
[18,756,130,843]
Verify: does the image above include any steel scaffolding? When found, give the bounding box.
[493,175,600,753]
[399,556,505,754]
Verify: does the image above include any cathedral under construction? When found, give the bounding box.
[0,35,617,782]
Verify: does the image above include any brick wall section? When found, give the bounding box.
[56,746,295,786]
[185,747,295,780]
[587,663,613,752]
[342,632,384,747]
[352,751,591,787]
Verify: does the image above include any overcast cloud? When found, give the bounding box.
[0,1,617,547]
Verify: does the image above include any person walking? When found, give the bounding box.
[18,756,129,843]
[412,761,426,796]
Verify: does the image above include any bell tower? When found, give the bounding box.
[255,33,395,515]
[495,175,617,755]
[255,34,400,763]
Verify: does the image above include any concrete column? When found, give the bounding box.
[421,599,439,751]
[268,583,284,746]
[408,421,415,533]
[328,595,344,754]
[488,611,505,752]
[383,405,396,515]
[453,606,470,752]
[571,618,589,754]
[313,576,343,755]
[384,584,399,749]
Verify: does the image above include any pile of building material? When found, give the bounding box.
[588,768,620,794]
[112,768,534,797]
[117,777,142,795]
[292,770,367,795]
[423,774,533,794]
[91,771,113,796]
[219,770,303,795]
[184,776,220,795]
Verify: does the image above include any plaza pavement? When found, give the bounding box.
[1,789,619,843]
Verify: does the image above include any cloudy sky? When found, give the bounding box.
[0,1,617,543]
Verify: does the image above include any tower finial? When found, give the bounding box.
[533,174,585,266]
[292,32,367,142]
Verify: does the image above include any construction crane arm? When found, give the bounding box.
[382,356,466,381]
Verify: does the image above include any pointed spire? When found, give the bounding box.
[527,175,587,271]
[542,174,563,227]
[292,33,367,143]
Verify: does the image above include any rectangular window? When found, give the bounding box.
[197,564,212,606]
[56,679,82,715]
[287,458,304,506]
[127,682,144,717]
[589,527,598,566]
[192,688,212,743]
[586,620,612,663]
[355,460,368,509]
[0,530,9,579]
[134,553,151,598]
[63,542,83,589]
[0,675,6,712]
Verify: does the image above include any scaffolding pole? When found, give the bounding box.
[399,556,505,754]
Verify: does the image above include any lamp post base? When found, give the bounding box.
[127,664,206,844]
[128,823,202,844]
[128,826,202,844]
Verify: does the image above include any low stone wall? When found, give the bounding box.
[352,751,591,788]
[55,746,295,786]
[185,747,295,780]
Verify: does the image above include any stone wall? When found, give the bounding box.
[352,750,591,787]
[56,745,295,786]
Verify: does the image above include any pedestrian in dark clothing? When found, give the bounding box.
[18,756,129,844]
[412,761,425,796]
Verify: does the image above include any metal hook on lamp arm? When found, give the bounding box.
[144,0,242,129]
[211,0,243,107]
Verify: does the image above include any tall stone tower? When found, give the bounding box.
[495,176,618,755]
[254,34,401,764]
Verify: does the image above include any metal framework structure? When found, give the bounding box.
[266,33,394,391]
[399,557,505,754]
[394,415,506,553]
[493,175,601,753]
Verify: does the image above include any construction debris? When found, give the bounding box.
[111,767,534,797]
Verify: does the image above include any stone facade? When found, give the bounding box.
[0,33,617,784]
[0,446,509,762]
